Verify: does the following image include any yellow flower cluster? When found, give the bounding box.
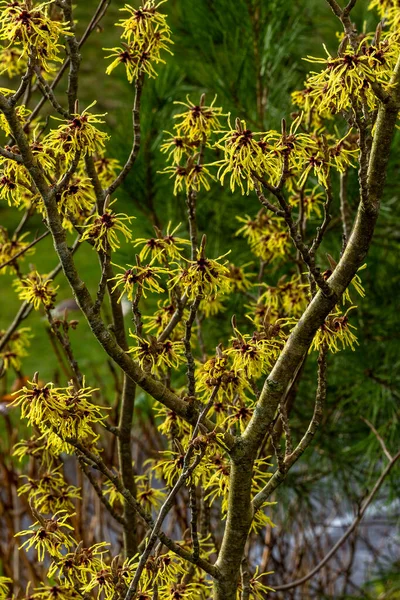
[0,1,72,72]
[105,0,173,82]
[143,299,183,337]
[216,114,358,193]
[294,30,400,120]
[160,94,225,194]
[259,275,309,317]
[0,577,11,600]
[310,306,359,353]
[236,212,291,263]
[128,332,184,374]
[227,327,282,380]
[18,465,81,514]
[311,264,367,353]
[170,248,232,300]
[45,102,109,160]
[11,378,108,452]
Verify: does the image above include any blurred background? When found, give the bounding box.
[0,0,399,598]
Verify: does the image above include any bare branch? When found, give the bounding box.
[274,449,400,591]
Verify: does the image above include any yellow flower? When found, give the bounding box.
[153,403,190,438]
[161,161,215,195]
[259,274,308,317]
[151,450,188,487]
[92,155,121,187]
[110,260,167,301]
[11,378,107,448]
[214,115,274,194]
[18,465,81,514]
[45,102,109,159]
[160,131,198,163]
[104,41,165,81]
[310,306,359,353]
[142,299,180,336]
[134,222,190,262]
[103,480,124,507]
[0,1,72,72]
[16,510,75,561]
[31,584,80,600]
[136,475,166,510]
[303,37,397,116]
[199,294,225,317]
[117,1,171,47]
[170,247,231,300]
[236,212,291,262]
[243,567,275,597]
[173,95,225,141]
[227,327,283,380]
[55,176,95,217]
[12,434,50,463]
[47,542,109,584]
[0,104,31,137]
[289,187,324,219]
[128,333,185,374]
[80,201,134,252]
[227,262,255,292]
[13,271,58,310]
[0,228,35,273]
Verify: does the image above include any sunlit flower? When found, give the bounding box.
[113,0,173,80]
[128,333,185,374]
[160,160,216,195]
[117,1,171,46]
[55,176,95,219]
